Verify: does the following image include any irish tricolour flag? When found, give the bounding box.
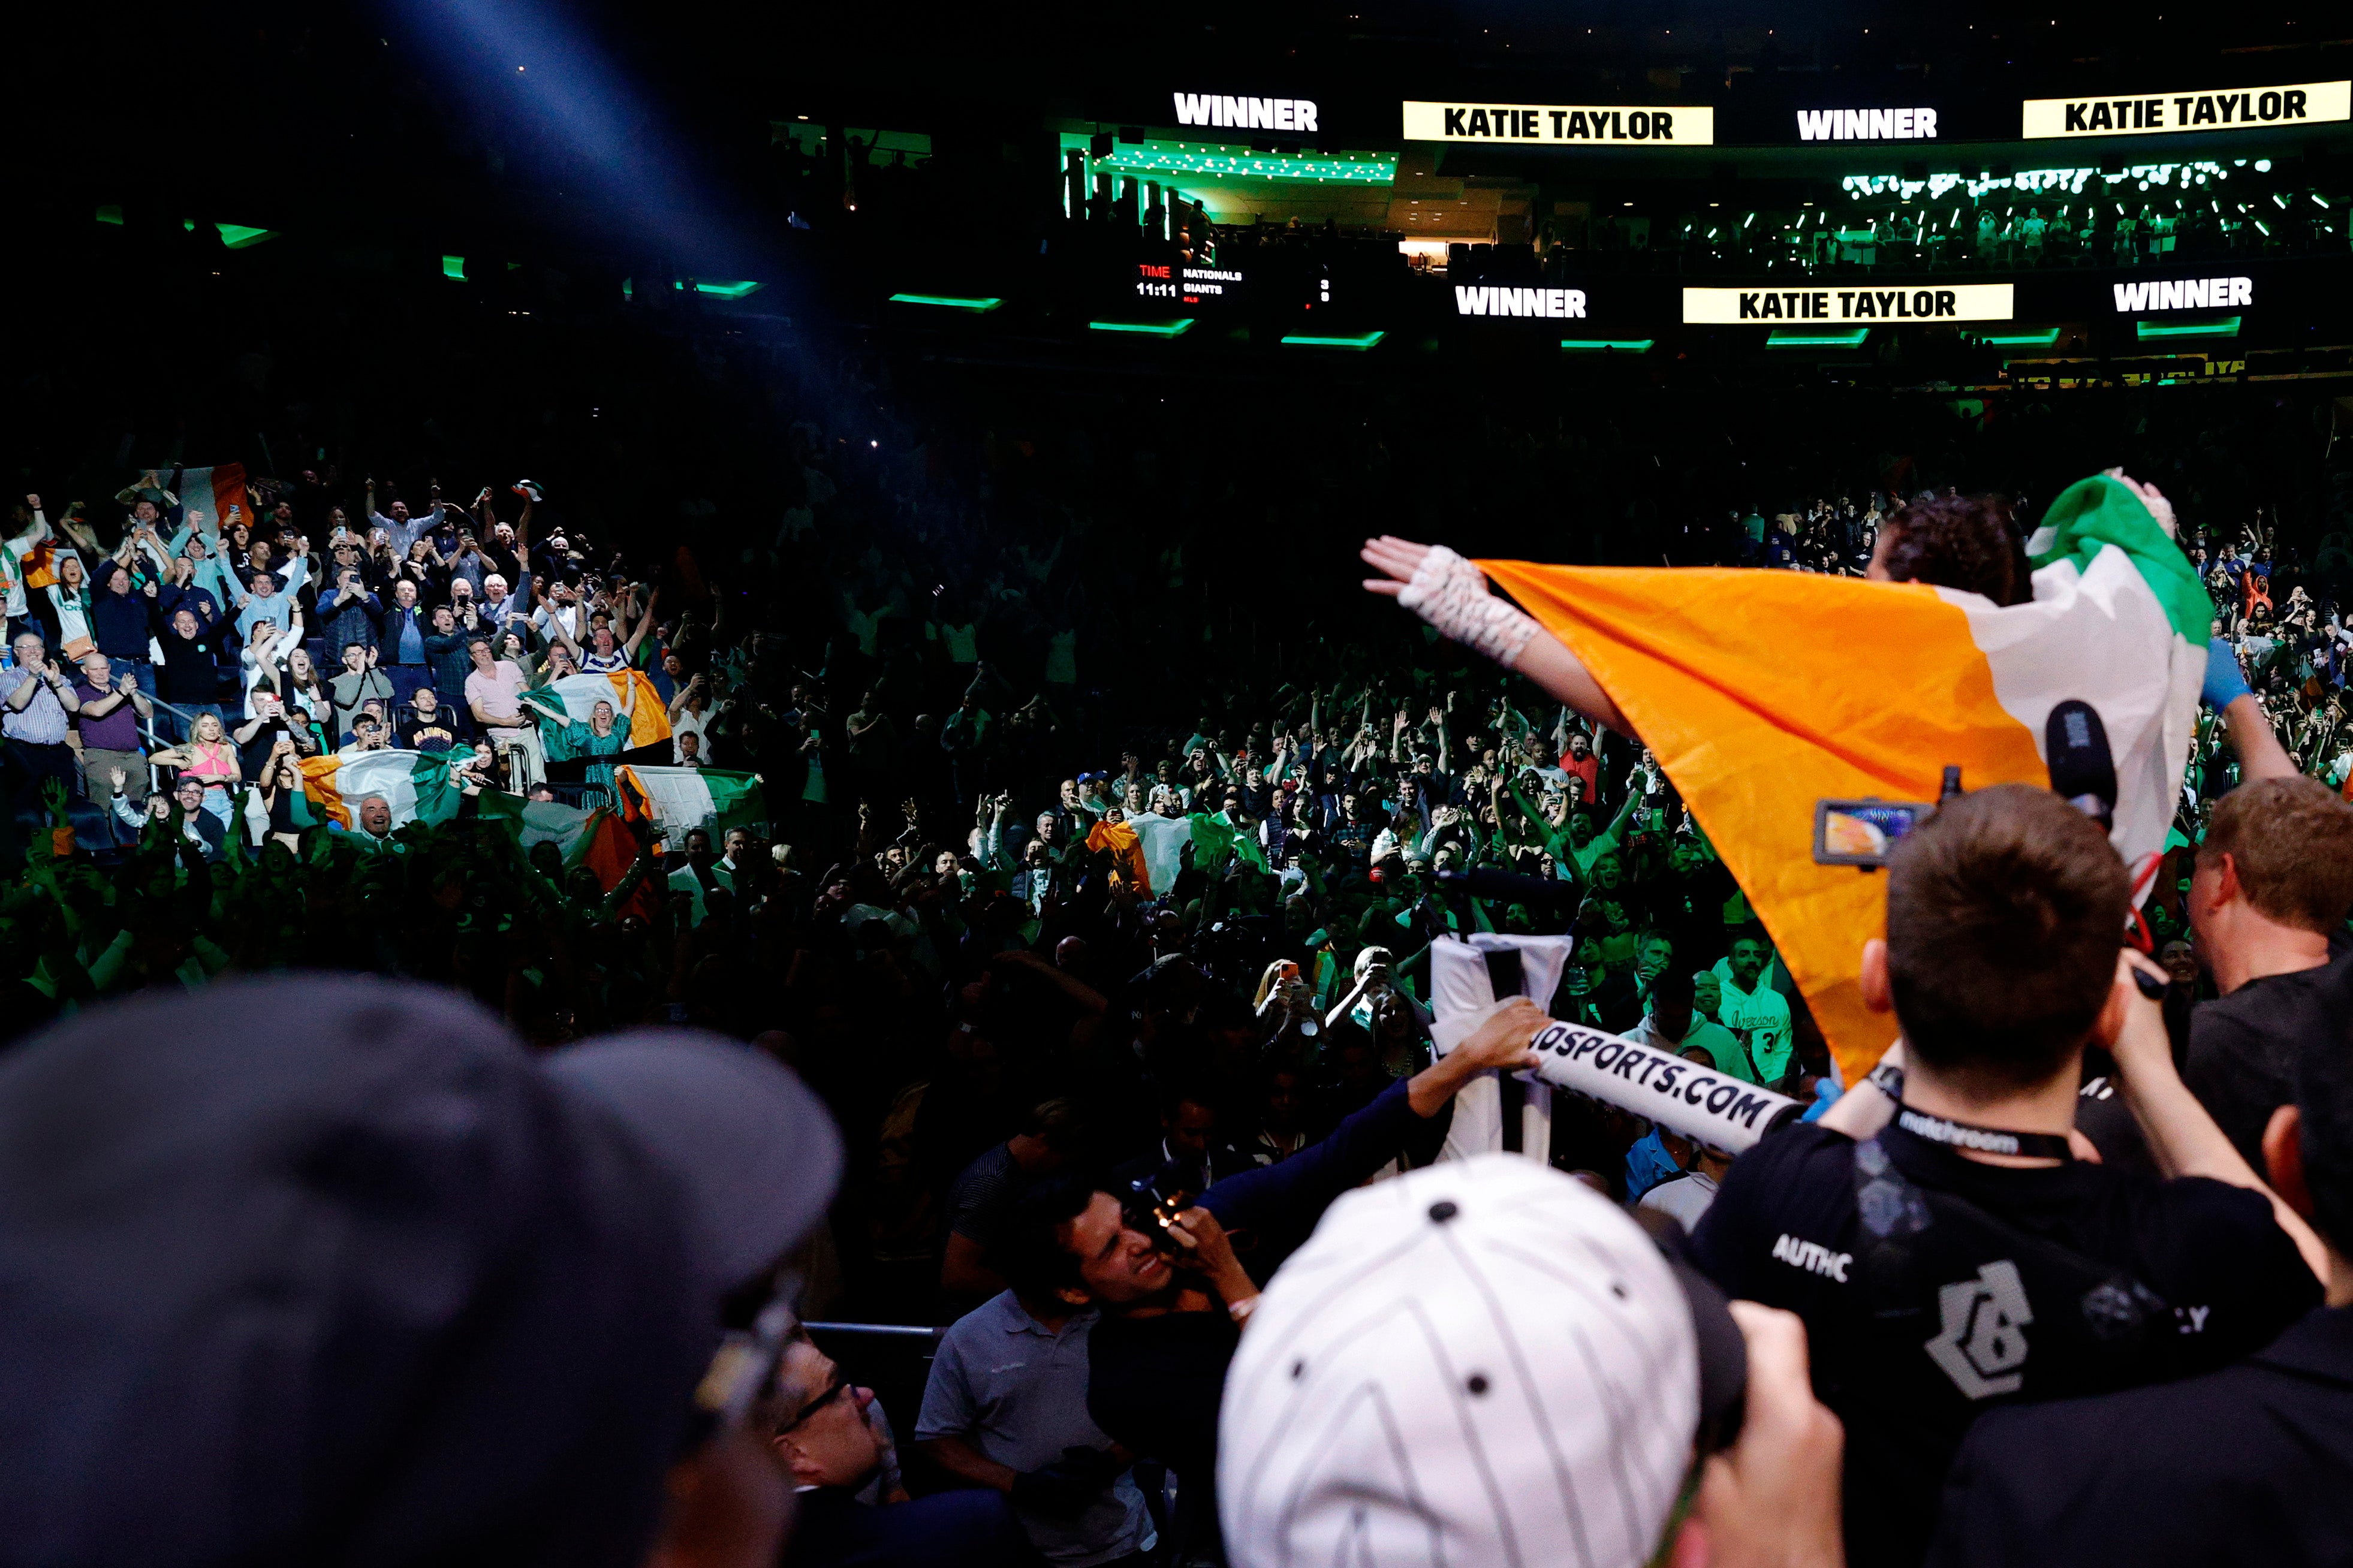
[1481,472,2207,1086]
[298,749,463,829]
[479,793,641,878]
[520,671,673,746]
[174,464,254,535]
[615,766,766,846]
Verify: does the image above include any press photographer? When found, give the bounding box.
[1690,783,2327,1568]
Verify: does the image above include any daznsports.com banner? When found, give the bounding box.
[2022,80,2349,138]
[1402,100,1714,145]
[1682,284,2014,324]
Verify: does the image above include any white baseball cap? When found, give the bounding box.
[1218,1153,1739,1568]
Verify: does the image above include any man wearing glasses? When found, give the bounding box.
[773,1337,1035,1568]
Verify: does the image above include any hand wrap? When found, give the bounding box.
[1394,546,1541,669]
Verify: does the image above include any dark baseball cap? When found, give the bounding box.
[0,975,840,1567]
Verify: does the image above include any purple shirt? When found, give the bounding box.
[73,680,141,750]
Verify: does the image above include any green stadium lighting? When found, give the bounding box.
[1560,339,1656,354]
[1281,330,1386,349]
[1088,318,1197,336]
[174,216,278,248]
[1767,328,1870,348]
[676,279,764,299]
[2136,315,2241,340]
[442,255,468,281]
[888,293,1004,312]
[1967,327,2062,346]
[95,204,124,225]
[1076,139,1397,186]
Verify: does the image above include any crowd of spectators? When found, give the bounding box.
[13,236,2353,1567]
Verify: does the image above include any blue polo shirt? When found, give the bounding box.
[917,1292,1153,1567]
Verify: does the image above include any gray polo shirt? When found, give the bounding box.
[915,1292,1154,1567]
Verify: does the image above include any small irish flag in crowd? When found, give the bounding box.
[520,671,673,747]
[174,464,252,535]
[1482,472,2206,1087]
[478,794,643,882]
[297,749,463,829]
[615,765,766,845]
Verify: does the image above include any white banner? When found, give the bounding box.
[1430,936,1574,1164]
[1683,283,2014,324]
[1526,1017,1801,1153]
[2022,80,2349,139]
[1402,100,1713,145]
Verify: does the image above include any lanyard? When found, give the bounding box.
[1895,1103,2074,1162]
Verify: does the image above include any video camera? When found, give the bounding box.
[1811,699,2120,870]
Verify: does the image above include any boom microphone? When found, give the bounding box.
[2045,699,2117,831]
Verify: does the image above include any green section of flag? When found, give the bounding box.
[2031,473,2210,646]
[408,752,465,826]
[700,771,767,834]
[1188,813,1267,873]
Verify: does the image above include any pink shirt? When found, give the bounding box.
[464,660,529,728]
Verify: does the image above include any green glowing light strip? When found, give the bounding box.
[888,293,1004,312]
[170,216,278,248]
[1067,137,1396,186]
[1560,339,1655,353]
[1968,328,2062,346]
[1281,331,1386,349]
[1093,152,1396,184]
[442,255,468,281]
[1767,328,1870,348]
[676,279,764,299]
[2136,315,2241,339]
[1088,318,1196,336]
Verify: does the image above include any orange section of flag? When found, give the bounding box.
[608,670,673,747]
[19,539,60,592]
[212,463,251,532]
[1479,562,2051,1087]
[1086,817,1151,894]
[577,807,659,921]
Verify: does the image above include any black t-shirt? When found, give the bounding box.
[1086,1308,1237,1482]
[2183,948,2353,1172]
[403,717,460,753]
[1691,1119,2319,1568]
